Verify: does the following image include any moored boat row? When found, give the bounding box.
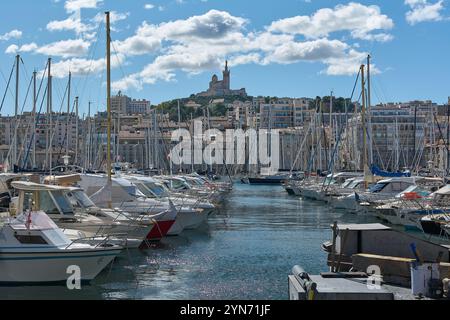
[0,172,231,284]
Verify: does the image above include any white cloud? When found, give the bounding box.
[33,5,388,92]
[64,0,102,13]
[264,39,349,64]
[50,53,124,78]
[110,8,381,91]
[0,29,23,41]
[20,39,90,58]
[5,44,19,54]
[405,0,445,25]
[47,15,93,34]
[268,2,394,42]
[92,11,129,24]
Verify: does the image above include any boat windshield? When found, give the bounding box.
[167,179,189,190]
[341,179,354,188]
[369,183,388,193]
[70,191,96,208]
[144,183,169,197]
[134,183,155,198]
[38,191,73,215]
[348,180,361,189]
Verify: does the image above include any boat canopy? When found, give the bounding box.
[12,181,71,192]
[44,174,81,186]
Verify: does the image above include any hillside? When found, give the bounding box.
[154,95,253,122]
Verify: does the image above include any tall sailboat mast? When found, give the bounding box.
[360,64,368,186]
[106,11,112,183]
[32,70,37,169]
[14,54,20,169]
[47,58,52,174]
[367,55,374,166]
[75,96,79,166]
[66,71,71,157]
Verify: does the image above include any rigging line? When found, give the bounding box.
[22,84,48,168]
[16,75,37,165]
[48,78,70,157]
[111,39,127,79]
[74,22,103,111]
[0,61,16,113]
[19,57,32,92]
[324,69,361,188]
[7,74,34,166]
[19,61,49,167]
[33,63,49,115]
[0,61,16,103]
[56,98,77,163]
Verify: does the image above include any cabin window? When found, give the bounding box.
[51,191,74,215]
[135,184,155,198]
[14,234,48,245]
[39,191,61,215]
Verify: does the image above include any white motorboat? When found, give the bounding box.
[78,174,202,236]
[0,211,122,284]
[123,175,216,216]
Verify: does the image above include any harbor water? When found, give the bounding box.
[0,183,375,300]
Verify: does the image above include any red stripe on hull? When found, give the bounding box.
[146,220,176,241]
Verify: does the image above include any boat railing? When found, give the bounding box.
[65,234,117,249]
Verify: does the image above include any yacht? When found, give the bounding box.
[124,175,216,216]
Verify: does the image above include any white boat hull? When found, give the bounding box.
[0,248,121,284]
[167,211,207,236]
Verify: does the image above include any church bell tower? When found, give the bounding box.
[223,60,230,91]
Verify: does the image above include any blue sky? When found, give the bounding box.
[0,0,449,117]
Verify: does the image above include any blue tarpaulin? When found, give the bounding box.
[371,165,411,178]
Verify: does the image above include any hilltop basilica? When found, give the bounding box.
[196,61,247,97]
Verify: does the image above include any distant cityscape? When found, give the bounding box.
[1,61,449,175]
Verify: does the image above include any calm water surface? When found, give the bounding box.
[0,183,375,300]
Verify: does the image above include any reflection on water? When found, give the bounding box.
[0,183,375,300]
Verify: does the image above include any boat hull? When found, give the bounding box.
[167,211,207,236]
[247,178,287,185]
[0,248,121,284]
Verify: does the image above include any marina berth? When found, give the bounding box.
[0,210,122,284]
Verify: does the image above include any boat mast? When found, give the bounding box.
[66,71,71,158]
[32,70,37,169]
[47,58,52,174]
[360,64,368,186]
[75,96,79,166]
[14,54,20,169]
[178,99,181,173]
[447,103,450,174]
[329,91,333,170]
[106,11,112,187]
[367,55,373,166]
[87,101,91,170]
